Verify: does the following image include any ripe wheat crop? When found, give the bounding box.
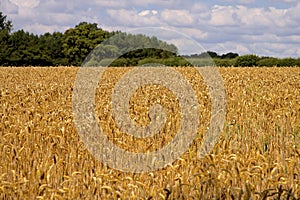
[0,67,299,199]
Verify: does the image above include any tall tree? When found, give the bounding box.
[235,54,260,67]
[62,22,110,66]
[84,32,179,66]
[0,30,10,65]
[0,12,13,33]
[0,12,13,65]
[38,32,67,66]
[221,52,239,59]
[7,30,40,66]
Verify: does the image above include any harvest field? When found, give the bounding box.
[0,67,299,199]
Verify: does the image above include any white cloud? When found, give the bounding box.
[138,10,158,17]
[209,5,239,26]
[130,0,185,8]
[271,0,298,3]
[161,9,194,26]
[239,0,255,3]
[168,37,207,55]
[107,9,162,27]
[152,10,158,15]
[90,0,127,8]
[286,2,300,21]
[209,5,291,28]
[234,4,300,29]
[191,2,209,12]
[241,33,300,44]
[217,0,255,4]
[179,28,208,40]
[23,23,69,34]
[138,10,150,16]
[10,0,39,8]
[205,42,250,56]
[256,43,300,57]
[241,34,281,43]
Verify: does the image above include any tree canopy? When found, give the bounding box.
[0,12,12,33]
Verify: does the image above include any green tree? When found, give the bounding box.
[257,57,279,67]
[83,32,179,66]
[38,32,67,66]
[278,58,298,67]
[235,54,260,67]
[221,52,239,59]
[213,58,236,67]
[62,22,110,66]
[0,12,12,33]
[7,30,40,66]
[0,12,13,65]
[0,30,10,65]
[207,51,219,58]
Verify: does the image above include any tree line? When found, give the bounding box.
[0,12,180,67]
[185,51,300,67]
[212,54,300,67]
[0,11,112,66]
[1,12,299,67]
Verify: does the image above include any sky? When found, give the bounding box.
[1,0,300,58]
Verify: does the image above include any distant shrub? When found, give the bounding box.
[257,57,280,67]
[214,58,236,67]
[234,54,260,67]
[278,58,299,67]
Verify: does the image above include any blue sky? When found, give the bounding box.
[1,0,300,57]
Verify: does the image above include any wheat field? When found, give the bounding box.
[0,67,299,199]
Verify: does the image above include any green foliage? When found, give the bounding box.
[136,57,190,67]
[221,52,239,59]
[107,49,181,67]
[0,20,111,66]
[0,12,13,65]
[278,58,299,67]
[39,32,68,66]
[185,57,215,67]
[188,51,239,60]
[235,54,260,67]
[213,58,236,67]
[207,51,219,58]
[257,57,280,67]
[62,22,110,66]
[0,12,13,33]
[83,32,179,67]
[7,30,40,66]
[164,57,190,66]
[110,57,131,67]
[257,57,300,67]
[0,30,10,65]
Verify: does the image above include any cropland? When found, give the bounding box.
[0,67,299,199]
